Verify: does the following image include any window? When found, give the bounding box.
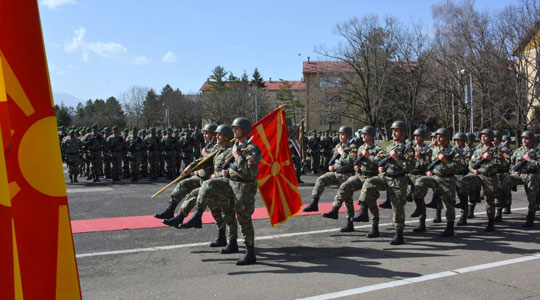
[319,76,341,88]
[320,114,341,125]
[320,95,342,106]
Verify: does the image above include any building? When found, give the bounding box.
[512,18,540,126]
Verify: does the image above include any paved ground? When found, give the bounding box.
[68,169,540,300]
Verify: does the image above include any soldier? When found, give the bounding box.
[307,130,321,174]
[322,125,383,234]
[107,126,125,182]
[102,127,112,179]
[82,125,106,182]
[122,128,131,178]
[58,126,67,160]
[460,129,504,232]
[157,129,165,177]
[140,129,148,178]
[157,124,218,227]
[209,117,261,265]
[412,128,458,236]
[320,131,333,170]
[408,128,433,220]
[62,129,81,183]
[492,130,511,222]
[163,128,178,179]
[126,127,145,181]
[465,132,481,219]
[145,128,161,180]
[180,128,195,169]
[500,131,539,227]
[303,126,358,212]
[453,133,473,226]
[358,121,415,245]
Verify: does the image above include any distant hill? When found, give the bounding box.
[53,92,84,108]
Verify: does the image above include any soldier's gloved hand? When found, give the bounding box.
[329,165,335,172]
[389,150,400,161]
[482,152,492,160]
[437,153,447,164]
[524,153,532,162]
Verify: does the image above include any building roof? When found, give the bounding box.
[512,18,540,56]
[303,61,355,74]
[199,80,305,91]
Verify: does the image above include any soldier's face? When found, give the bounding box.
[216,133,228,144]
[203,131,212,142]
[454,139,464,147]
[481,134,490,145]
[392,129,403,140]
[339,133,348,144]
[436,134,448,146]
[414,135,424,144]
[522,137,533,148]
[361,133,372,143]
[493,137,501,144]
[233,126,244,138]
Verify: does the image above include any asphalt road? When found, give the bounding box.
[68,170,540,300]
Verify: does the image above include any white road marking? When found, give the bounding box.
[75,207,527,258]
[67,187,114,193]
[297,254,540,300]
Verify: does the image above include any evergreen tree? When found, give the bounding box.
[251,68,265,88]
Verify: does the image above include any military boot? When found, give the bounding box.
[179,208,204,229]
[154,199,178,219]
[73,175,78,183]
[339,218,354,232]
[485,218,495,232]
[379,196,392,209]
[433,208,442,223]
[440,221,454,237]
[69,175,73,183]
[303,196,319,212]
[425,192,441,209]
[412,218,426,233]
[468,203,476,219]
[406,190,413,202]
[236,246,256,265]
[522,213,535,228]
[220,239,239,254]
[389,228,404,245]
[495,191,507,208]
[410,198,426,218]
[366,224,379,238]
[454,193,468,209]
[162,212,185,227]
[494,208,503,222]
[92,174,99,182]
[209,229,227,247]
[457,208,468,226]
[352,202,369,222]
[503,204,511,215]
[322,206,339,219]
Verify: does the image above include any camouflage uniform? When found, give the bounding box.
[359,140,415,230]
[501,146,539,217]
[82,131,106,181]
[107,132,125,181]
[126,132,145,180]
[62,134,81,179]
[122,130,131,178]
[409,142,432,211]
[163,131,178,179]
[144,132,161,180]
[307,133,320,173]
[140,130,148,177]
[332,142,383,219]
[102,129,112,178]
[180,133,195,169]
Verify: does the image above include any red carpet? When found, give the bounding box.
[71,202,386,234]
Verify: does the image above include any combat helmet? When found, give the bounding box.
[337,126,353,137]
[231,117,252,133]
[215,125,234,140]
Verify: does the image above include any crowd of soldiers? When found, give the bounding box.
[301,121,540,246]
[59,125,205,183]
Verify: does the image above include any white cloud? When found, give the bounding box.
[162,51,177,64]
[64,27,86,53]
[131,56,149,65]
[86,41,128,59]
[41,0,75,9]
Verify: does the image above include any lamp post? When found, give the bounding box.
[163,103,170,128]
[461,69,473,132]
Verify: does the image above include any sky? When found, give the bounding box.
[38,0,519,107]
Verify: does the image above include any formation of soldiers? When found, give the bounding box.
[301,121,540,245]
[59,125,205,183]
[304,129,361,174]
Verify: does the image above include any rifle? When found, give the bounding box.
[512,145,539,172]
[353,142,377,166]
[417,141,434,153]
[151,138,237,198]
[328,138,354,167]
[471,140,508,170]
[378,141,413,167]
[221,136,254,170]
[426,145,457,171]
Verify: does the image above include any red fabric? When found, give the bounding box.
[0,1,81,298]
[249,108,302,226]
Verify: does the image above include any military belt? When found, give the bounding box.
[230,176,250,183]
[358,171,377,176]
[385,172,405,178]
[436,173,455,178]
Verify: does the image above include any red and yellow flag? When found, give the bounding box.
[0,1,81,299]
[249,107,302,226]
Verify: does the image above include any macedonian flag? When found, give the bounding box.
[0,1,81,299]
[249,107,302,226]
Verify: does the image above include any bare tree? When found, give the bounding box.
[120,85,149,128]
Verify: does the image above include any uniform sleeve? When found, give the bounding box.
[340,143,357,166]
[232,143,261,180]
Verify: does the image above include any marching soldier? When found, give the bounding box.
[453,132,472,226]
[122,128,131,178]
[359,121,415,245]
[320,131,333,170]
[145,128,161,180]
[461,129,504,232]
[140,129,148,178]
[155,124,218,227]
[102,127,112,179]
[107,126,125,182]
[412,128,458,236]
[163,128,178,179]
[321,125,382,234]
[180,129,195,170]
[464,132,481,219]
[62,129,81,183]
[82,124,106,182]
[408,128,433,221]
[126,127,145,181]
[303,126,357,212]
[500,131,539,227]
